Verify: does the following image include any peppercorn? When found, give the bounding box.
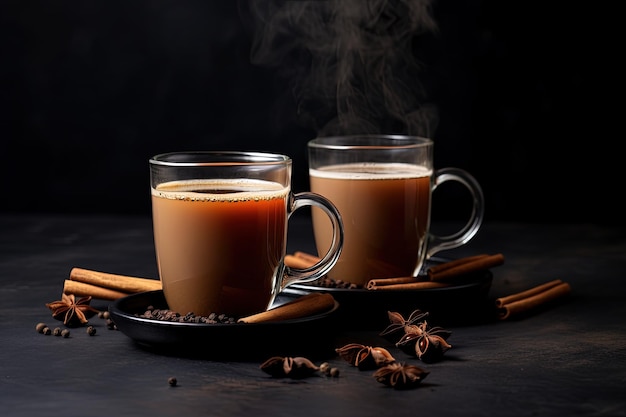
[307,277,363,289]
[138,308,237,324]
[168,377,177,387]
[319,362,330,375]
[86,325,96,336]
[42,326,51,335]
[318,362,340,378]
[53,327,62,336]
[36,322,47,333]
[106,318,117,330]
[98,311,111,319]
[61,329,70,338]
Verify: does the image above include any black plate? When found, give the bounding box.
[281,257,494,328]
[109,291,340,360]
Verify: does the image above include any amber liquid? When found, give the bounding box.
[151,179,289,317]
[310,163,432,285]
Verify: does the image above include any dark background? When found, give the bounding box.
[0,1,619,223]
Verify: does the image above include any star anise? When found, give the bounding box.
[373,362,430,389]
[396,320,452,363]
[335,343,396,370]
[260,356,320,379]
[45,293,100,327]
[379,310,429,343]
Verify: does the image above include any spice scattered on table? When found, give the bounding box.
[496,279,572,320]
[260,356,320,378]
[373,362,429,390]
[335,343,396,370]
[65,267,161,300]
[45,293,100,327]
[319,362,340,378]
[380,310,452,363]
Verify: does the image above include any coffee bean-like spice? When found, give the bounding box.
[309,277,361,289]
[137,306,237,324]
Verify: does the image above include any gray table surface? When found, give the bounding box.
[1,214,625,417]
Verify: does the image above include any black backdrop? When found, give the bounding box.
[0,1,618,223]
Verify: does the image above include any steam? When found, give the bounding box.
[239,0,439,137]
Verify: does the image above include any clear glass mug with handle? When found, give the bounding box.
[150,151,344,317]
[308,134,484,286]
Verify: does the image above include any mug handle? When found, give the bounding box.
[280,192,344,291]
[427,167,485,258]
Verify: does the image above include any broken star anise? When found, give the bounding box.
[379,310,429,343]
[373,362,430,390]
[260,356,320,379]
[45,293,100,327]
[335,343,396,370]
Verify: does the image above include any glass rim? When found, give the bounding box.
[308,134,433,150]
[149,151,291,167]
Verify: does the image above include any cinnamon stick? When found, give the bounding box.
[69,267,162,293]
[427,254,489,275]
[294,251,321,264]
[284,255,315,269]
[238,292,335,323]
[428,253,504,282]
[496,279,571,320]
[495,279,564,307]
[284,251,321,269]
[63,279,130,301]
[367,281,451,291]
[366,276,420,290]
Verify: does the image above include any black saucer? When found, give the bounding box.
[282,258,494,328]
[109,291,340,360]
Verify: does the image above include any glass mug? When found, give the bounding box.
[149,151,344,317]
[308,135,484,286]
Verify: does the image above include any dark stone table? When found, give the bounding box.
[1,214,625,417]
